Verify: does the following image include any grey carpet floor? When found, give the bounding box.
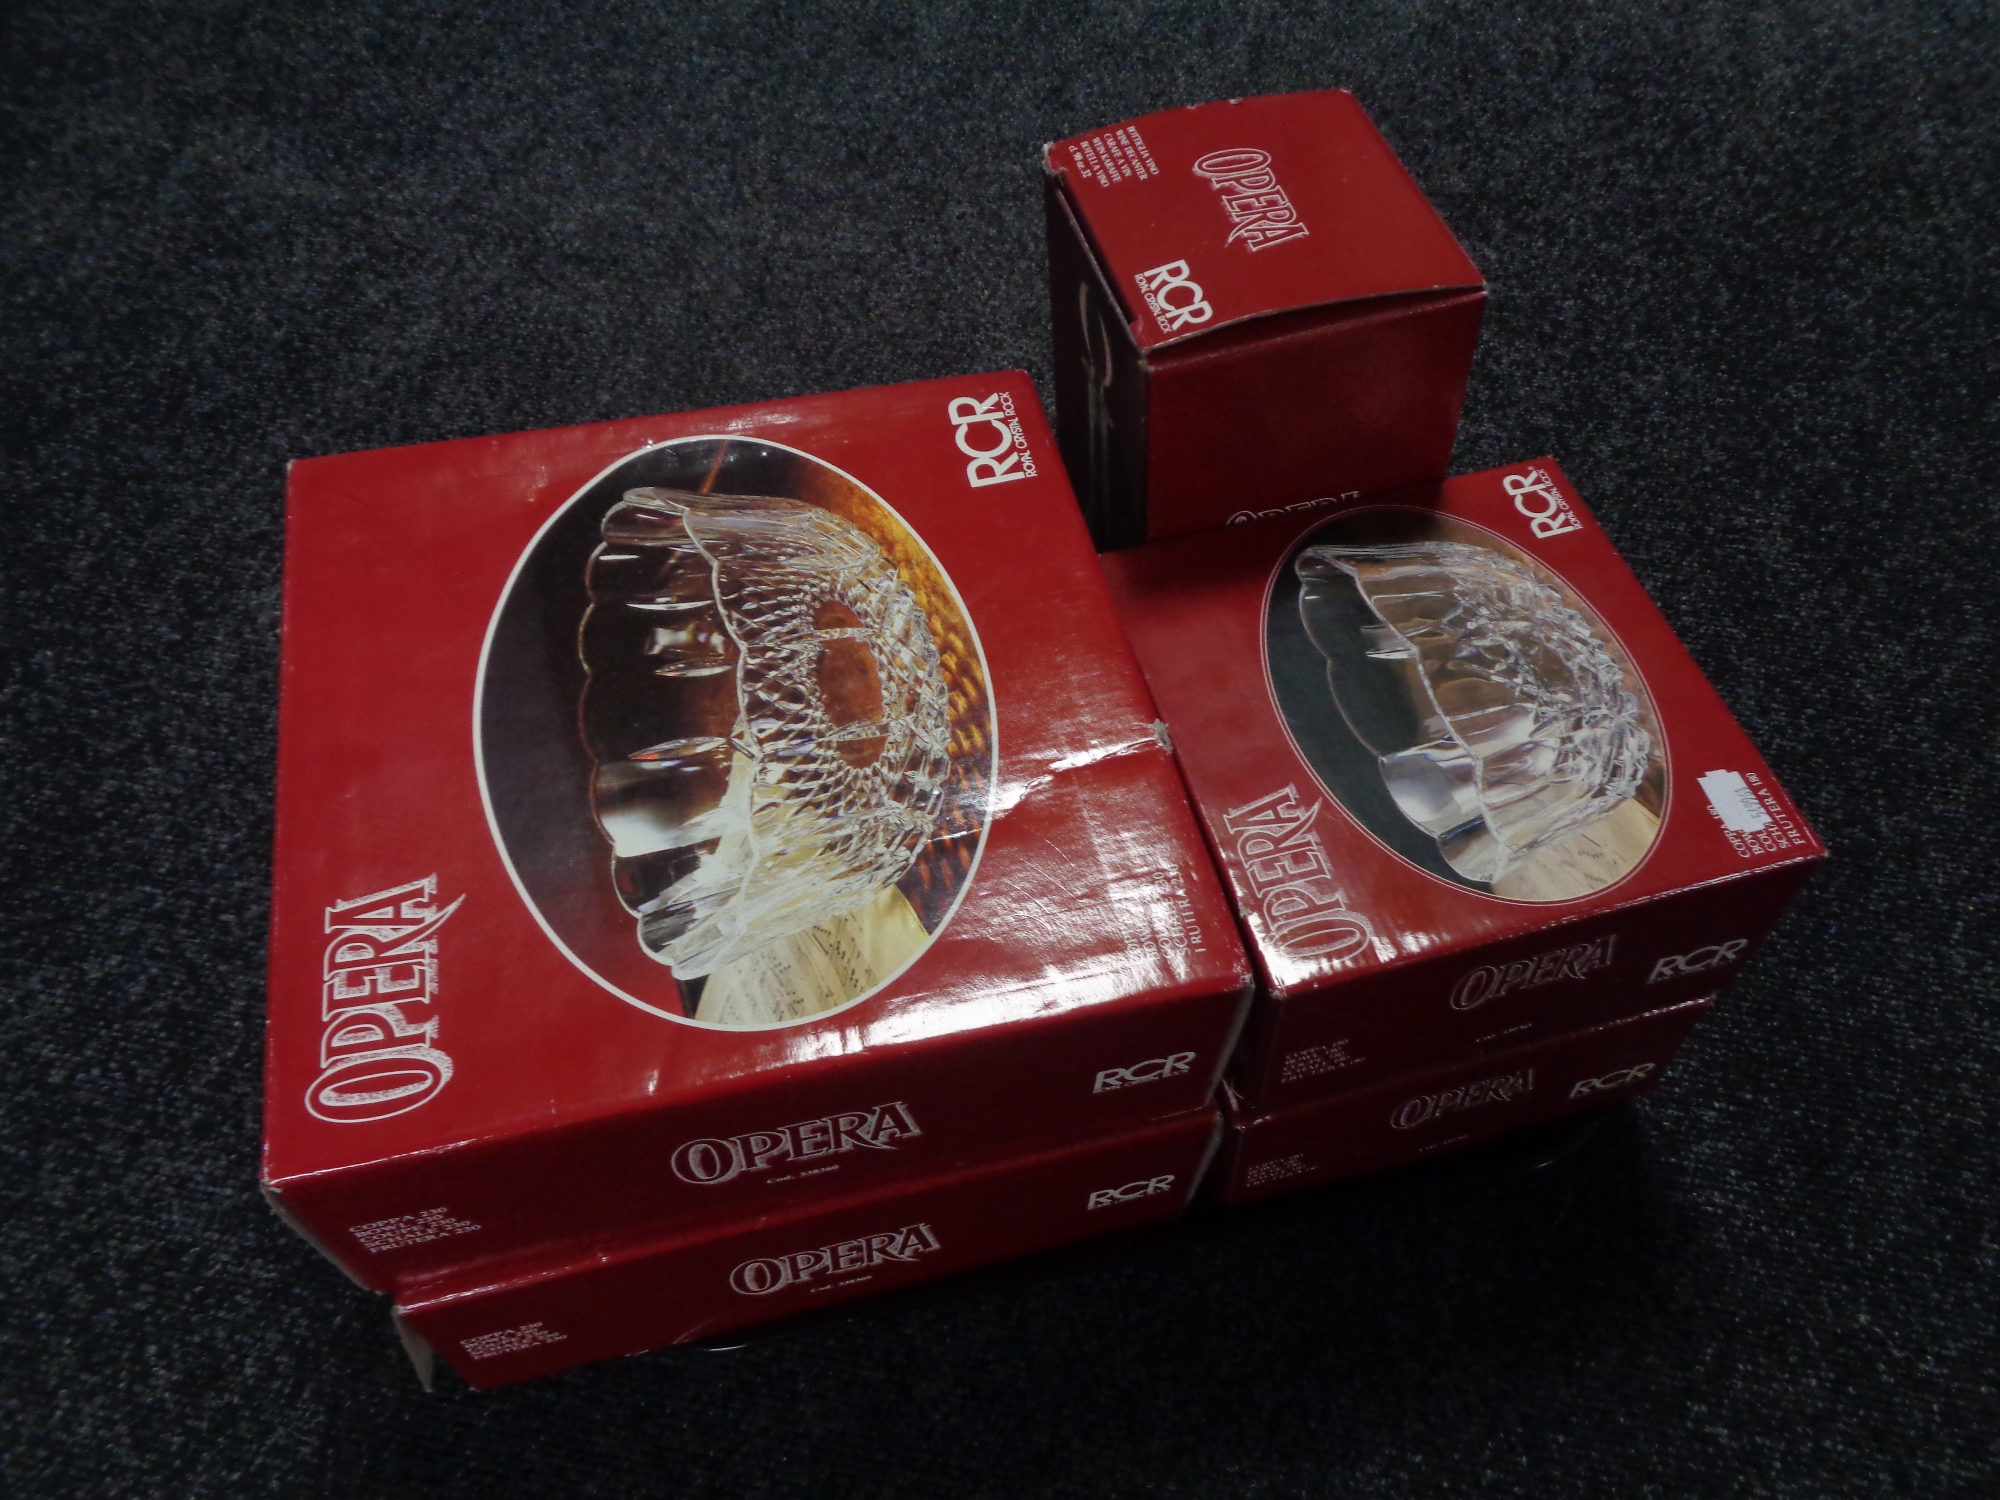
[3,3,1994,1496]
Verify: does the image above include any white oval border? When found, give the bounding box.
[471,435,1000,1029]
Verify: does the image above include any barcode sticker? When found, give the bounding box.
[1698,770,1772,834]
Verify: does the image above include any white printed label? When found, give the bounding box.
[670,1102,921,1185]
[1502,467,1582,538]
[1192,147,1310,251]
[1647,938,1749,984]
[350,1207,482,1254]
[1223,786,1374,960]
[1244,1153,1311,1188]
[1698,770,1772,834]
[1280,1040,1360,1084]
[461,1323,567,1360]
[1227,493,1356,525]
[1391,1068,1534,1129]
[310,875,463,1124]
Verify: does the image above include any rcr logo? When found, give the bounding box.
[1503,466,1581,539]
[1568,1063,1657,1100]
[1093,1051,1196,1093]
[1134,259,1212,335]
[1087,1174,1177,1210]
[1648,938,1749,984]
[1223,786,1374,960]
[948,391,1039,488]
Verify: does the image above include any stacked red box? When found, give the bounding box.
[1045,90,1486,549]
[263,93,1820,1382]
[398,1105,1222,1389]
[1101,458,1823,1190]
[262,372,1252,1347]
[1210,999,1708,1203]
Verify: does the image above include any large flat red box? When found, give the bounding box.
[1045,90,1485,548]
[1100,459,1823,1111]
[396,1105,1222,1389]
[1211,998,1709,1204]
[263,373,1251,1293]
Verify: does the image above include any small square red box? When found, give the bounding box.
[1099,459,1823,1111]
[1210,999,1709,1204]
[262,373,1250,1293]
[1045,91,1485,548]
[397,1106,1222,1389]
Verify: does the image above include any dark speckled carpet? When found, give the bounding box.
[3,3,1994,1495]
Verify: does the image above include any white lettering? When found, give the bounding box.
[460,1322,566,1360]
[1223,787,1374,959]
[1502,467,1581,539]
[1192,147,1310,251]
[1134,260,1213,334]
[1092,1051,1197,1094]
[1568,1062,1658,1100]
[1086,1174,1177,1210]
[1226,493,1358,525]
[948,391,1037,487]
[1646,938,1750,984]
[350,1207,481,1255]
[1450,934,1617,1010]
[309,877,463,1123]
[1391,1068,1535,1130]
[729,1223,941,1295]
[670,1102,923,1184]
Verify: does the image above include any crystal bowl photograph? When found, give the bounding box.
[477,438,994,1027]
[1264,507,1666,902]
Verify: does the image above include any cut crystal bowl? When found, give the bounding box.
[581,487,952,977]
[1295,540,1650,884]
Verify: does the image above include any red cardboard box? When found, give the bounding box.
[1100,459,1823,1111]
[396,1105,1222,1389]
[1211,998,1709,1204]
[263,372,1251,1294]
[1045,91,1485,549]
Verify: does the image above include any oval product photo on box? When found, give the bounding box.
[261,373,1252,1299]
[483,440,994,1029]
[1098,458,1824,1115]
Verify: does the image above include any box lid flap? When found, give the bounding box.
[1046,91,1483,352]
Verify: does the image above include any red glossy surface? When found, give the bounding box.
[1143,291,1485,543]
[263,373,1250,1294]
[1044,92,1486,545]
[398,1106,1221,1389]
[1045,91,1482,352]
[1211,999,1709,1204]
[1100,460,1824,1110]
